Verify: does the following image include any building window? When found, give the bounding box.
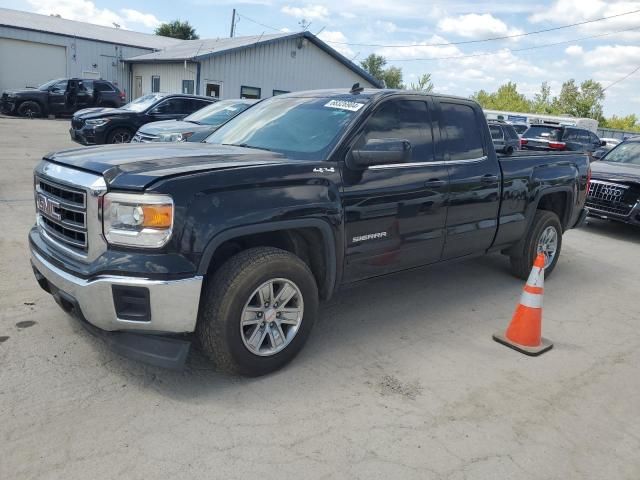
[273,89,290,96]
[240,86,261,99]
[151,75,160,93]
[182,80,195,95]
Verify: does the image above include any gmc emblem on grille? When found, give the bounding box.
[37,193,61,220]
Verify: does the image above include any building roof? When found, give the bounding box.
[125,31,384,88]
[0,7,181,50]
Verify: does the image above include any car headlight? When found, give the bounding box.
[85,119,109,127]
[158,132,194,142]
[103,192,174,248]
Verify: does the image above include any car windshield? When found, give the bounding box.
[523,125,562,140]
[205,96,367,160]
[186,100,253,126]
[122,94,164,112]
[601,142,640,165]
[38,79,65,91]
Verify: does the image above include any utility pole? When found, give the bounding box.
[230,9,236,38]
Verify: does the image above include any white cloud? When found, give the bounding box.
[27,0,162,30]
[318,30,354,57]
[121,9,161,29]
[281,4,330,21]
[437,13,523,39]
[582,45,640,67]
[376,35,461,60]
[565,45,584,56]
[529,0,640,40]
[375,20,398,33]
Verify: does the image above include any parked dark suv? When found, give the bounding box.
[488,120,521,154]
[1,78,124,117]
[521,124,605,154]
[70,93,216,144]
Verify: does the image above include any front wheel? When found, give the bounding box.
[17,101,42,118]
[509,210,563,279]
[197,247,319,376]
[106,128,132,144]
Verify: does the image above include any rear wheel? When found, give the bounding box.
[505,145,515,155]
[17,101,42,118]
[509,210,562,279]
[197,247,319,376]
[106,128,132,144]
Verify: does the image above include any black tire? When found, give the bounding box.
[17,101,42,118]
[197,247,319,376]
[505,146,515,155]
[509,210,563,280]
[106,127,133,144]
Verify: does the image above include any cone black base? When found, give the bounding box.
[492,333,553,356]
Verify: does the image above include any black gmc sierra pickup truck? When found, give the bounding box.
[29,88,590,375]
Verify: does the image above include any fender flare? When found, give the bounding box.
[508,185,574,257]
[197,218,338,298]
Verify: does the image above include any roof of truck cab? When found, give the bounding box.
[276,88,477,103]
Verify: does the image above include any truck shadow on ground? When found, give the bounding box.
[583,218,639,244]
[87,250,606,398]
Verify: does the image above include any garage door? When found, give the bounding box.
[0,38,66,92]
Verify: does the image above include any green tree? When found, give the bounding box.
[360,54,386,81]
[532,81,555,114]
[602,114,640,132]
[409,73,434,92]
[575,79,605,121]
[360,54,405,88]
[155,20,199,40]
[471,82,531,112]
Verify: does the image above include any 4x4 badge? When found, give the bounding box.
[313,167,335,173]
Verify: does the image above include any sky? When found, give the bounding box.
[3,0,640,117]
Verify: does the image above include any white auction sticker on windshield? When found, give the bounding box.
[324,100,365,112]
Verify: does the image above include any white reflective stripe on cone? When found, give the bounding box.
[526,266,544,288]
[520,290,543,309]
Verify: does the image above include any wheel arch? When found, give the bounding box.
[198,219,337,300]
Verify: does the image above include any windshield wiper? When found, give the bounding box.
[222,143,272,152]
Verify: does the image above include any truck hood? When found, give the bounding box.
[591,160,640,183]
[73,107,127,118]
[137,120,211,135]
[3,88,44,96]
[44,143,291,190]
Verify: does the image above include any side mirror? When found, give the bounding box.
[348,138,412,169]
[600,140,607,146]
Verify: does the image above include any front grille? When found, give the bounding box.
[132,132,158,143]
[71,117,84,129]
[587,180,636,216]
[36,177,88,253]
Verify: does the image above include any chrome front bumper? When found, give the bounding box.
[31,249,203,334]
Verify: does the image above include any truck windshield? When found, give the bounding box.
[205,96,367,160]
[122,94,164,112]
[185,100,253,126]
[523,125,562,140]
[602,142,640,165]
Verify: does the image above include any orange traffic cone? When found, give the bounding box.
[493,253,553,356]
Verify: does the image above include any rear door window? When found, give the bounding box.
[357,99,434,162]
[489,125,503,140]
[440,102,484,161]
[153,98,192,115]
[94,82,115,92]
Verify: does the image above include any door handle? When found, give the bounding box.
[481,174,498,184]
[424,179,446,188]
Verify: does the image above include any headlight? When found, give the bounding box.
[103,192,174,248]
[158,132,194,142]
[85,119,109,127]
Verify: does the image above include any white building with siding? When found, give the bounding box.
[125,32,382,99]
[0,8,381,101]
[0,8,180,97]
